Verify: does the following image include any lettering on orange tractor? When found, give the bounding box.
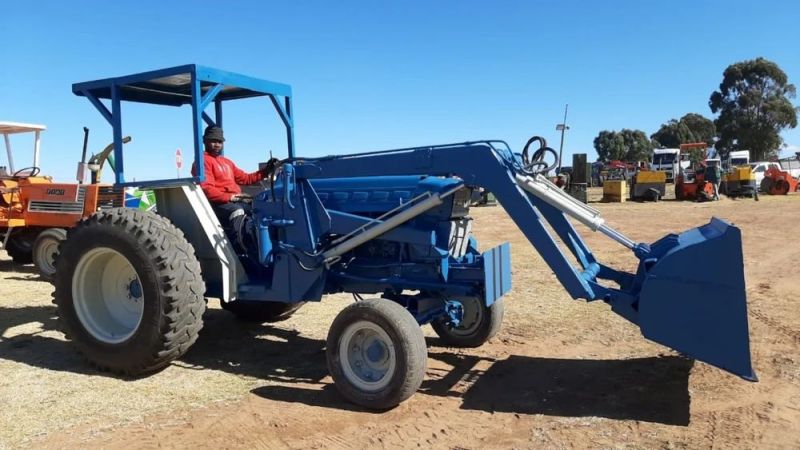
[46,187,66,196]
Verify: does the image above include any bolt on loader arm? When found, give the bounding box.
[296,140,756,381]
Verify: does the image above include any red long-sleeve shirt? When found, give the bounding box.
[192,152,263,204]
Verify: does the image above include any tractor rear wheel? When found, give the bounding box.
[5,230,37,264]
[53,208,206,375]
[326,299,427,410]
[220,300,305,323]
[431,297,504,347]
[33,227,67,281]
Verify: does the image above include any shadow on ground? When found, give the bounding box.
[1,304,692,425]
[423,351,693,425]
[0,260,41,276]
[0,304,328,382]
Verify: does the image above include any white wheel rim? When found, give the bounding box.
[339,321,396,392]
[72,247,144,344]
[448,298,484,337]
[35,236,60,276]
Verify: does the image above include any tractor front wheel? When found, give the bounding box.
[431,297,504,347]
[53,208,205,375]
[33,228,67,281]
[326,299,427,410]
[5,230,37,264]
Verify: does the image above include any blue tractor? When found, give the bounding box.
[54,65,755,410]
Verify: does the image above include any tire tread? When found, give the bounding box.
[53,208,206,375]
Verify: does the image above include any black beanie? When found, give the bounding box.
[203,126,225,142]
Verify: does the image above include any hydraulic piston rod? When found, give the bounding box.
[516,173,636,250]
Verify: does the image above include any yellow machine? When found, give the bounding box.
[602,179,627,202]
[630,170,666,201]
[721,165,758,200]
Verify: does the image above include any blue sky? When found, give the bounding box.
[1,0,798,183]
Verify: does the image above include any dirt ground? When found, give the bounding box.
[1,188,799,449]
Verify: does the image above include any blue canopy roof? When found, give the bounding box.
[72,64,292,107]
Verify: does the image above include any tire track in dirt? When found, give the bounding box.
[750,309,800,345]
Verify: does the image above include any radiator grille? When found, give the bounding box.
[96,186,125,209]
[28,187,86,214]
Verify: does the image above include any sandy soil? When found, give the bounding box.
[1,189,799,449]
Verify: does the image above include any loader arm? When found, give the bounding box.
[295,141,756,380]
[301,143,618,302]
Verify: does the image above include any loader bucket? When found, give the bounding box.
[636,218,756,381]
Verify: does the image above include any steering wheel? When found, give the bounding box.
[13,166,41,177]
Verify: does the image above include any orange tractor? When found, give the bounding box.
[674,143,716,201]
[1,122,123,280]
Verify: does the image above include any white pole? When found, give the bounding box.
[33,130,41,168]
[3,133,13,173]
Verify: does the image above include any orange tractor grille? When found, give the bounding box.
[97,186,125,209]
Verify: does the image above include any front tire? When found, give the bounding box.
[431,297,504,347]
[33,227,67,281]
[5,230,37,264]
[53,208,206,375]
[326,299,427,410]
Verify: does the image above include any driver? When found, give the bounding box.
[192,125,274,255]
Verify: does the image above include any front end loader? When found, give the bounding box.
[53,65,755,410]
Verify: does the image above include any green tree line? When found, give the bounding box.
[593,57,798,163]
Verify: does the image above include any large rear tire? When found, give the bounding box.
[33,227,67,281]
[326,299,427,410]
[220,300,305,323]
[53,208,206,376]
[431,297,504,348]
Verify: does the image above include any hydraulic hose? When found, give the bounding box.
[520,135,559,176]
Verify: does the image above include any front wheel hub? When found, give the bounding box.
[340,321,396,391]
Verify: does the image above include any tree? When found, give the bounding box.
[651,113,716,148]
[709,57,799,161]
[593,129,653,162]
[680,113,716,145]
[651,120,693,148]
